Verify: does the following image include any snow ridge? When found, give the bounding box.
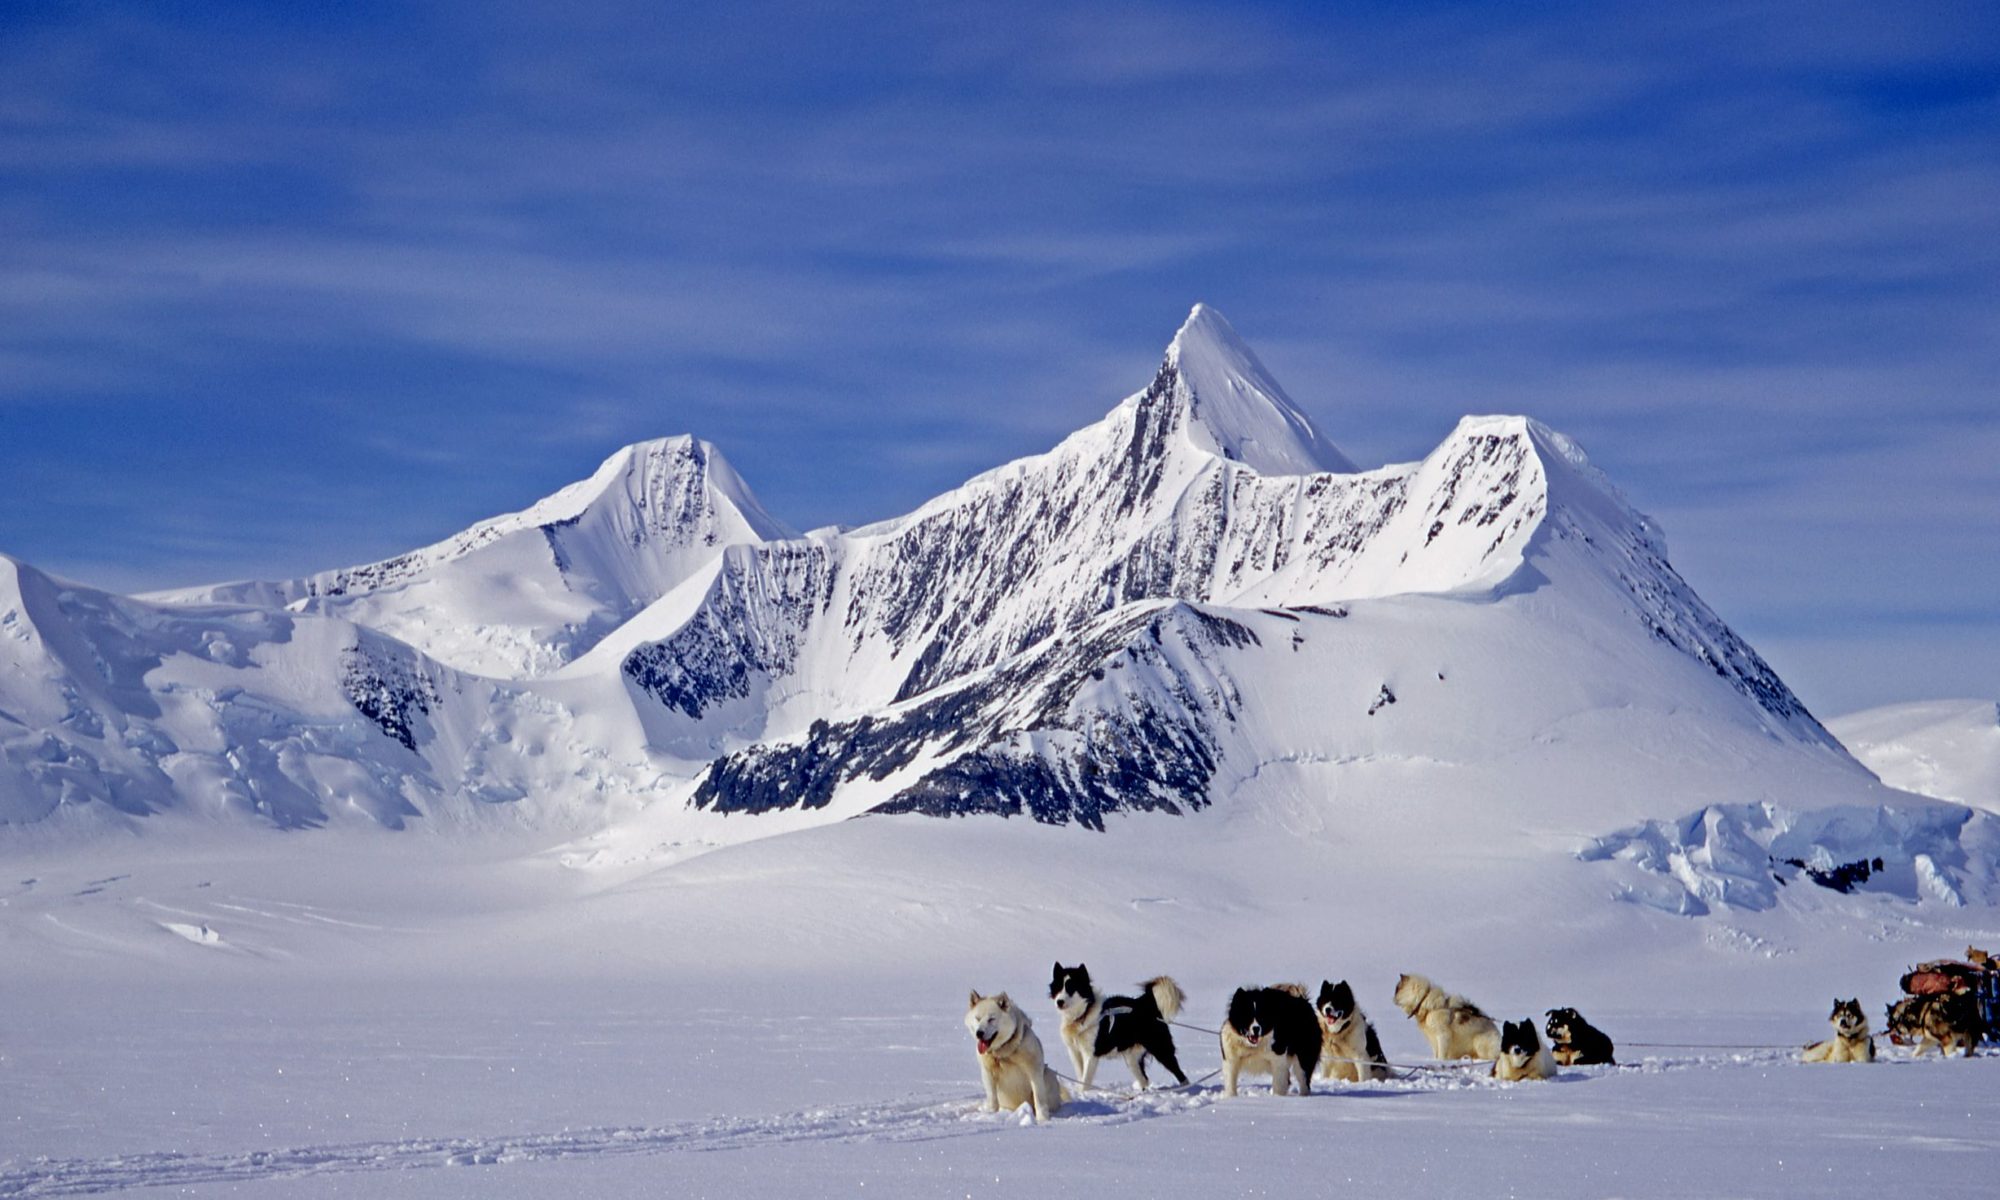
[1582,798,2000,914]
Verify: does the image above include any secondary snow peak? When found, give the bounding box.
[1159,304,1357,476]
[141,432,796,679]
[542,435,794,545]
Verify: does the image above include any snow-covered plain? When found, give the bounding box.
[5,822,2000,1198]
[6,305,2000,1195]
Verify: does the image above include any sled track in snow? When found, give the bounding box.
[0,1050,1813,1196]
[0,1089,1217,1196]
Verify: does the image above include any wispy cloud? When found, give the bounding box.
[1,0,1995,709]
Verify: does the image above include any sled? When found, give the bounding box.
[1898,953,2000,1042]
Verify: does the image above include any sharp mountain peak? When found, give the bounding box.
[1154,303,1358,476]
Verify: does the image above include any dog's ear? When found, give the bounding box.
[969,990,982,1008]
[1052,961,1063,976]
[1332,980,1354,1006]
[997,993,1011,1011]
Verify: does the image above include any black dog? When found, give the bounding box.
[1221,984,1322,1096]
[1544,1007,1616,1065]
[1048,963,1189,1089]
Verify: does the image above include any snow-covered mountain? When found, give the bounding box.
[4,303,1993,922]
[1831,699,2000,813]
[150,435,792,679]
[615,310,1811,725]
[599,305,1839,819]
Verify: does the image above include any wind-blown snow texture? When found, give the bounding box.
[3,303,1993,922]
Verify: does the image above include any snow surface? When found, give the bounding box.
[4,826,1999,1198]
[1832,699,2000,813]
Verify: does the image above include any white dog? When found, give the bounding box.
[966,991,1066,1122]
[1394,973,1502,1060]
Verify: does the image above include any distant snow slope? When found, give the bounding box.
[1831,699,2000,812]
[149,436,793,679]
[0,553,669,834]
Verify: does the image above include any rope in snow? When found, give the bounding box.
[1393,1058,1494,1076]
[1319,1053,1422,1081]
[1014,1029,1937,1111]
[1622,1041,1801,1051]
[1176,1022,1882,1055]
[1049,1065,1222,1095]
[1166,1019,1486,1080]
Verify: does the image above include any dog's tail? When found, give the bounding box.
[1274,982,1308,1000]
[1144,976,1186,1021]
[1364,1023,1389,1071]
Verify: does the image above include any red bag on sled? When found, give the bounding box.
[1901,960,1980,996]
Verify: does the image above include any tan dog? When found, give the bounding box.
[1315,980,1392,1082]
[966,991,1066,1121]
[1395,973,1501,1060]
[1886,993,1978,1057]
[1800,998,1875,1063]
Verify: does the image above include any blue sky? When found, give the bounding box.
[3,0,1996,715]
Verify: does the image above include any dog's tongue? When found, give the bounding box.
[977,1036,992,1054]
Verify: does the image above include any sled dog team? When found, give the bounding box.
[966,964,1618,1122]
[1806,991,1984,1062]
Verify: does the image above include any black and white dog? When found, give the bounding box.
[1048,963,1190,1090]
[1492,1019,1558,1081]
[1221,984,1322,1097]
